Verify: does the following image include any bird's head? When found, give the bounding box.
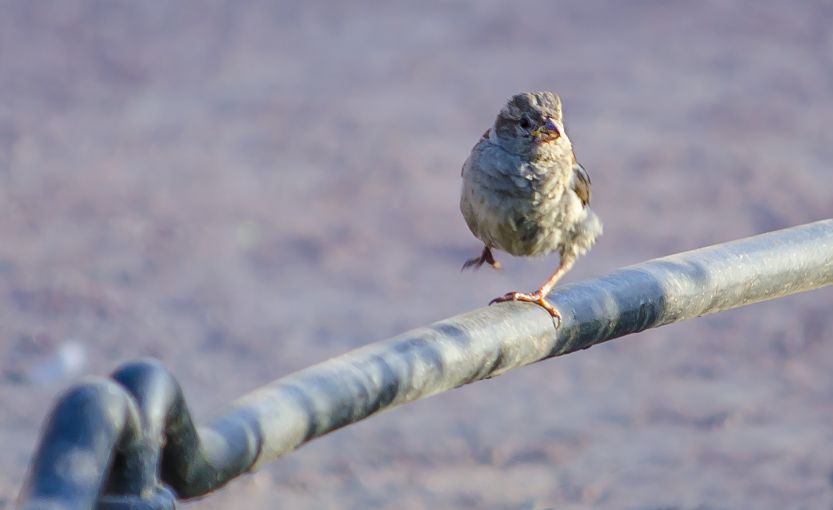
[492,91,567,156]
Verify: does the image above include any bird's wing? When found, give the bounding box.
[462,129,493,177]
[572,161,591,206]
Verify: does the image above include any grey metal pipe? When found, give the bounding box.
[17,380,140,510]
[201,219,833,482]
[16,220,833,506]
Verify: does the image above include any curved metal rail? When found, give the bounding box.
[18,219,833,509]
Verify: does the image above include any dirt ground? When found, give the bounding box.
[3,1,833,509]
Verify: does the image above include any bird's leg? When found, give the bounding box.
[537,254,575,297]
[462,245,501,270]
[490,255,576,325]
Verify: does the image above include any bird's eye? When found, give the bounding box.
[519,117,532,130]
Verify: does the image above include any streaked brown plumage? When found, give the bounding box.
[460,91,602,323]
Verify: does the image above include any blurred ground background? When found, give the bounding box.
[2,1,833,508]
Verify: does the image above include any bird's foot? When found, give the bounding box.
[489,291,561,326]
[462,246,501,271]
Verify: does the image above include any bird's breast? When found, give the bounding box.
[461,145,579,257]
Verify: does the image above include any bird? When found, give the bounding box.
[459,91,602,324]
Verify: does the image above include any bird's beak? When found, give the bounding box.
[532,118,561,142]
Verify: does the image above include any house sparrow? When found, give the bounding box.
[460,91,602,324]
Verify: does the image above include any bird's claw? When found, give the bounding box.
[462,257,499,271]
[462,246,501,271]
[489,291,562,327]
